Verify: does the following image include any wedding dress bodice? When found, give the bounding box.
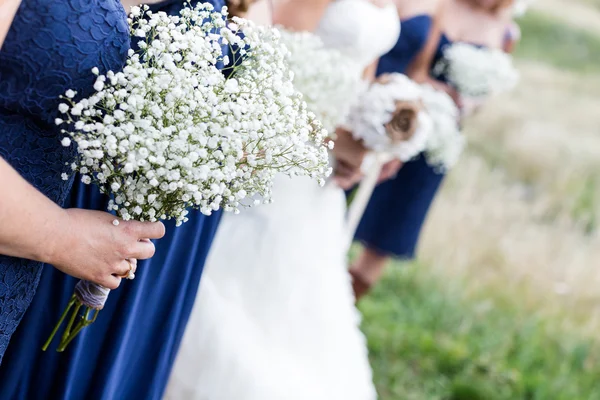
[315,0,400,70]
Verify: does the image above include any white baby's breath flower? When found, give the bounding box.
[58,3,329,225]
[130,5,141,17]
[436,43,519,97]
[93,79,104,92]
[348,73,431,162]
[61,137,71,147]
[420,84,465,171]
[277,28,363,134]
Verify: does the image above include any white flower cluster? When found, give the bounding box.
[277,28,363,134]
[57,3,330,224]
[420,84,465,172]
[347,73,432,162]
[438,43,520,97]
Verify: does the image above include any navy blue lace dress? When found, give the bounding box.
[0,1,224,399]
[353,17,452,259]
[0,0,129,361]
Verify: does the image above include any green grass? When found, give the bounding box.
[515,12,600,73]
[360,265,600,400]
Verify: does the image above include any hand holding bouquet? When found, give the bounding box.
[44,3,330,351]
[347,73,432,162]
[344,73,433,243]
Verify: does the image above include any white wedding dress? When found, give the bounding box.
[164,2,400,399]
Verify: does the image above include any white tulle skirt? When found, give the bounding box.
[164,175,376,400]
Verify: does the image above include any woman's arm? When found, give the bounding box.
[272,0,332,32]
[405,2,462,107]
[0,157,165,289]
[405,5,443,84]
[0,0,20,49]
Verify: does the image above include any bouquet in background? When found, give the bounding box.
[436,43,520,98]
[345,73,433,244]
[420,84,464,172]
[44,3,330,352]
[277,28,363,134]
[347,73,432,162]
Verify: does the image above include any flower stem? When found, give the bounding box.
[43,294,103,352]
[42,296,76,351]
[57,307,99,352]
[59,301,82,346]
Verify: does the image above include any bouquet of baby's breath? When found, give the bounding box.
[345,73,433,245]
[348,73,432,161]
[420,84,464,172]
[44,3,330,352]
[277,28,363,134]
[435,43,519,97]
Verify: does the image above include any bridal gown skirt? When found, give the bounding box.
[165,175,377,400]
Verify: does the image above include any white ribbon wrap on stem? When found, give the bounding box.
[74,280,110,310]
[345,151,394,249]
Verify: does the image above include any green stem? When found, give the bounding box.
[59,301,82,346]
[57,307,102,352]
[42,296,77,351]
[57,308,89,352]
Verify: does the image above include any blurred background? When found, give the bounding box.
[353,1,600,398]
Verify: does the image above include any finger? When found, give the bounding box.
[127,221,166,240]
[336,176,357,190]
[347,172,364,188]
[335,164,354,179]
[377,169,395,184]
[334,177,351,190]
[129,258,138,273]
[127,240,156,260]
[112,259,134,278]
[335,160,358,178]
[101,275,121,290]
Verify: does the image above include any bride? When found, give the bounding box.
[165,1,400,399]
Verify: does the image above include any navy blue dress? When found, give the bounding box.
[353,17,452,259]
[0,0,129,361]
[0,1,224,399]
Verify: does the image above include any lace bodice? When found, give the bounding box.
[315,0,400,70]
[0,0,129,361]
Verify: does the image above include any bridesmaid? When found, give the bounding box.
[0,0,166,362]
[0,1,227,399]
[349,0,514,299]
